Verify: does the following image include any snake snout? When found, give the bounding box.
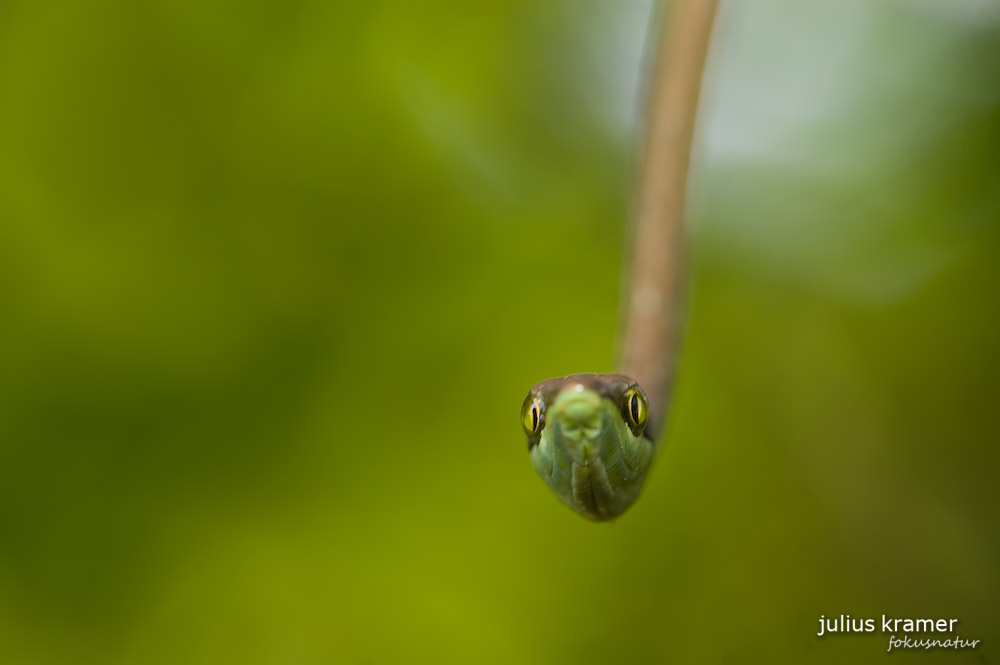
[550,389,604,457]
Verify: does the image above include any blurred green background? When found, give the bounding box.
[1,0,998,663]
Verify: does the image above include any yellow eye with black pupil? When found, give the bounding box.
[624,388,648,430]
[521,396,543,436]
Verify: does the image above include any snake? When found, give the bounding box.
[521,0,718,521]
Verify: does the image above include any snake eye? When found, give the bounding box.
[623,387,648,433]
[521,395,544,438]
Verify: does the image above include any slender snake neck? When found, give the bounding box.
[619,0,718,440]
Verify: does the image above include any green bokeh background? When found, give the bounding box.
[1,1,998,663]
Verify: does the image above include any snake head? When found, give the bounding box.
[522,373,655,521]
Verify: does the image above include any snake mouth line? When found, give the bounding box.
[571,458,615,520]
[579,463,598,516]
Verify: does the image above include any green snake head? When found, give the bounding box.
[522,373,655,521]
